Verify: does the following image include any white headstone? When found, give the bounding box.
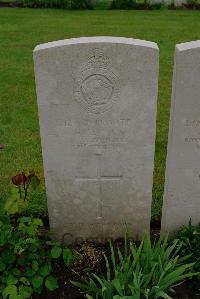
[162,41,200,233]
[34,37,159,242]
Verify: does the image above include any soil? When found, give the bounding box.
[33,280,200,299]
[174,283,200,299]
[33,269,200,299]
[32,240,200,299]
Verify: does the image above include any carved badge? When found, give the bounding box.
[74,49,120,114]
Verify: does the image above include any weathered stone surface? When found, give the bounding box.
[34,37,159,242]
[162,41,200,233]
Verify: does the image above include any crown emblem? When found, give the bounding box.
[74,49,120,114]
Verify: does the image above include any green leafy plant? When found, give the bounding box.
[176,220,200,291]
[72,235,198,299]
[4,171,40,215]
[0,214,74,298]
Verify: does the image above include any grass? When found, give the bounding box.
[1,8,200,220]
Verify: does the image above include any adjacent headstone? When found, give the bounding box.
[34,37,159,243]
[162,41,200,233]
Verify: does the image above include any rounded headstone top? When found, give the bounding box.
[176,40,200,52]
[34,36,158,53]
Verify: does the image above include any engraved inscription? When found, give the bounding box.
[185,137,200,143]
[64,118,131,150]
[185,119,200,127]
[74,49,120,114]
[184,119,200,144]
[64,118,131,129]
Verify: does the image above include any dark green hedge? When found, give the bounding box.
[20,0,95,8]
[18,0,162,9]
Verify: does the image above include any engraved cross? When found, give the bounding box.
[75,155,122,220]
